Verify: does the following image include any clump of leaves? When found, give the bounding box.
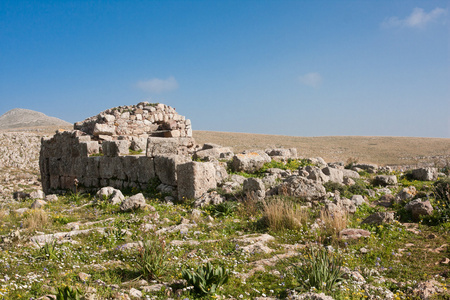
[38,241,59,260]
[102,220,127,249]
[182,262,230,295]
[55,285,84,300]
[209,201,238,217]
[135,235,169,280]
[291,246,344,294]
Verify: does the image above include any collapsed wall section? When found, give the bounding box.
[39,130,197,194]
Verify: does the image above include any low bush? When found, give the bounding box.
[135,235,169,280]
[23,208,48,231]
[261,197,309,232]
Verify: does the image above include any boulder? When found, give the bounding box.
[305,166,329,183]
[102,140,130,157]
[341,169,360,179]
[351,195,365,206]
[243,177,266,200]
[361,212,395,225]
[177,161,217,201]
[395,186,417,203]
[193,147,234,161]
[96,186,124,205]
[322,167,344,184]
[411,168,438,181]
[120,193,148,211]
[405,199,433,220]
[31,199,47,209]
[352,163,378,173]
[30,190,45,199]
[93,123,116,136]
[265,148,297,159]
[231,151,271,173]
[193,191,225,208]
[373,175,397,186]
[276,176,326,201]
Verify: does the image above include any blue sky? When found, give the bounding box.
[1,1,449,137]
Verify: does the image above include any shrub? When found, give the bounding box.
[291,246,344,294]
[135,235,169,280]
[23,209,48,231]
[182,262,229,295]
[261,198,309,232]
[38,241,59,260]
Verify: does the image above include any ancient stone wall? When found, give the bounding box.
[74,102,192,139]
[40,103,197,194]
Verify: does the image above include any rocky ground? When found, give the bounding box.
[0,131,449,300]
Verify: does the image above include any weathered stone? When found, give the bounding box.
[405,199,434,220]
[231,151,271,173]
[361,212,395,225]
[341,168,360,179]
[193,191,226,208]
[351,195,365,206]
[31,199,47,209]
[305,166,329,183]
[395,186,417,203]
[120,193,147,211]
[45,194,58,202]
[322,167,344,183]
[265,148,297,159]
[154,155,191,186]
[193,147,234,161]
[177,161,217,201]
[373,175,397,186]
[276,176,326,201]
[30,190,45,199]
[411,167,438,181]
[92,123,116,136]
[102,140,130,157]
[96,187,125,205]
[339,228,371,240]
[243,177,266,200]
[353,163,378,173]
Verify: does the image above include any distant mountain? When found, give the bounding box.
[0,108,71,129]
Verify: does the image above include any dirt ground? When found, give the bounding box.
[193,130,450,167]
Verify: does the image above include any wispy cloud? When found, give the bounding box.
[136,76,179,93]
[299,72,322,88]
[382,7,447,29]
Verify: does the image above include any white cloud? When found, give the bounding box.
[299,72,322,88]
[382,7,447,29]
[136,76,179,93]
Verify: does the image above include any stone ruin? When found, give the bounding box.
[39,101,302,202]
[39,102,213,200]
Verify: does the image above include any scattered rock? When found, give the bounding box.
[30,190,45,199]
[361,212,395,225]
[405,199,433,220]
[120,193,149,212]
[243,177,266,200]
[30,199,47,209]
[411,168,438,181]
[373,175,397,186]
[339,228,371,240]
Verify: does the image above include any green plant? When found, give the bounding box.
[182,262,230,295]
[38,241,59,260]
[135,235,169,280]
[209,201,238,218]
[129,149,143,155]
[55,285,84,300]
[291,246,344,294]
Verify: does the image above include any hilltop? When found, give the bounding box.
[0,108,71,130]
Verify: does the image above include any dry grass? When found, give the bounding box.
[193,130,450,166]
[262,197,309,232]
[23,209,48,231]
[319,210,348,240]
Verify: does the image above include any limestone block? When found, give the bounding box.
[93,123,116,136]
[164,130,180,138]
[194,147,234,161]
[276,176,326,201]
[322,167,344,184]
[231,151,271,173]
[79,141,99,157]
[99,157,124,179]
[341,169,360,179]
[177,161,217,201]
[155,155,190,186]
[84,157,100,178]
[411,168,438,181]
[373,175,397,186]
[103,114,115,123]
[102,140,130,157]
[243,177,266,200]
[146,137,179,157]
